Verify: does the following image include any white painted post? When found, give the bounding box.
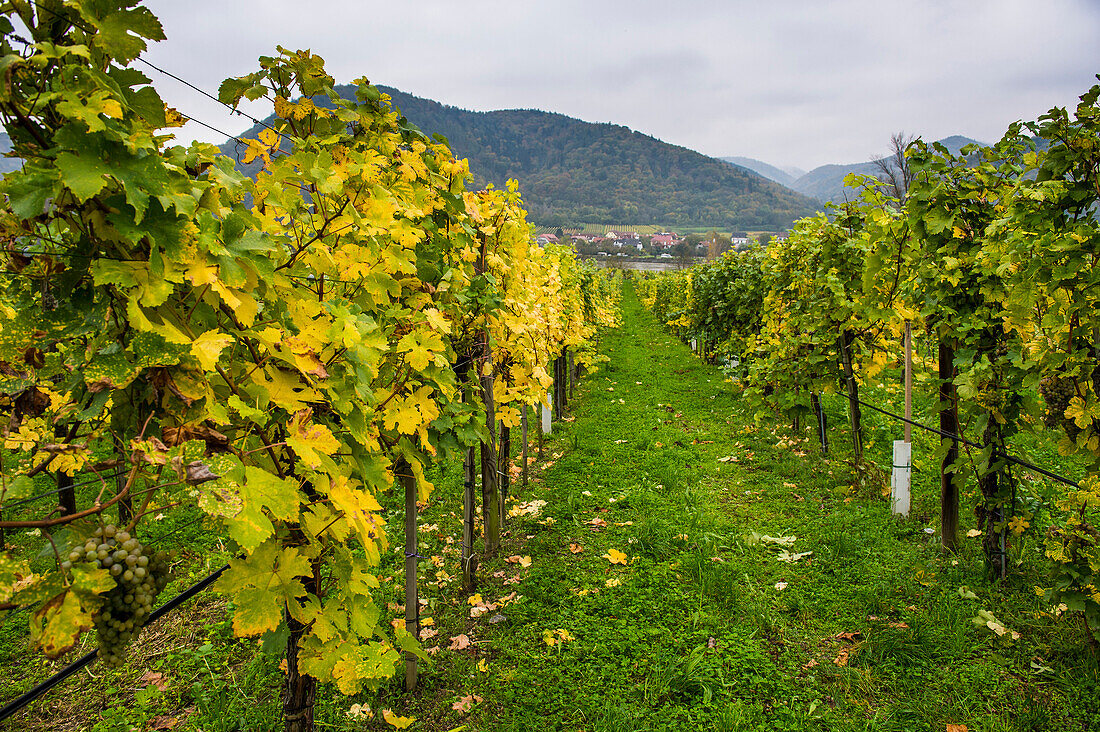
[891,440,911,516]
[541,392,552,435]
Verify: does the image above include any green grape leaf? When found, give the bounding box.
[54,151,110,201]
[227,466,301,553]
[215,541,312,637]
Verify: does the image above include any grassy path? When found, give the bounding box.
[396,282,1098,732]
[3,282,1097,731]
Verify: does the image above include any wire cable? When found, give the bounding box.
[841,392,1080,489]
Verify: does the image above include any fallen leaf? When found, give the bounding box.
[506,555,532,567]
[833,649,850,666]
[452,694,483,713]
[448,634,470,650]
[586,518,608,528]
[775,581,788,591]
[967,529,982,538]
[605,578,622,587]
[467,594,482,606]
[946,725,968,732]
[139,671,169,692]
[802,659,819,671]
[477,658,489,672]
[149,717,179,730]
[424,646,440,655]
[382,709,415,729]
[836,631,862,642]
[888,621,909,629]
[569,543,583,553]
[346,703,374,719]
[603,548,628,565]
[421,628,439,639]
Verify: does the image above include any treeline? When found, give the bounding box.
[638,80,1100,642]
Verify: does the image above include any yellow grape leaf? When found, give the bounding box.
[261,366,319,412]
[422,307,451,334]
[397,329,443,372]
[505,555,532,567]
[603,549,628,565]
[382,709,415,729]
[326,476,387,564]
[29,590,94,658]
[286,409,341,468]
[190,330,232,371]
[467,593,483,606]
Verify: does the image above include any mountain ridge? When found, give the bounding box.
[723,135,988,202]
[218,84,819,230]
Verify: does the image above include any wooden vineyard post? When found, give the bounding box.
[499,422,511,526]
[521,405,529,490]
[892,322,915,517]
[568,351,575,399]
[811,392,828,455]
[480,357,500,554]
[55,427,76,517]
[462,444,477,590]
[538,392,549,459]
[398,459,419,691]
[553,356,564,420]
[939,339,960,552]
[904,320,913,444]
[838,330,863,464]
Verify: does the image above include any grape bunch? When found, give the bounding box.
[62,525,170,667]
[1039,375,1080,438]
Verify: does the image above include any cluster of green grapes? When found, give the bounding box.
[62,525,170,667]
[1039,375,1080,438]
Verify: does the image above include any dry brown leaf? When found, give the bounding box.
[452,694,483,713]
[946,725,968,732]
[888,621,909,629]
[420,628,439,639]
[448,634,471,650]
[835,631,862,642]
[569,543,583,553]
[149,717,180,730]
[833,649,850,666]
[140,671,169,692]
[802,659,819,671]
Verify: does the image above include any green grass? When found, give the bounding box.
[2,280,1098,731]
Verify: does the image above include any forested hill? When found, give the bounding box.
[218,85,818,230]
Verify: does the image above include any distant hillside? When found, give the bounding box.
[788,135,987,202]
[219,86,818,230]
[720,156,799,188]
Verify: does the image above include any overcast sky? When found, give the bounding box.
[143,0,1099,172]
